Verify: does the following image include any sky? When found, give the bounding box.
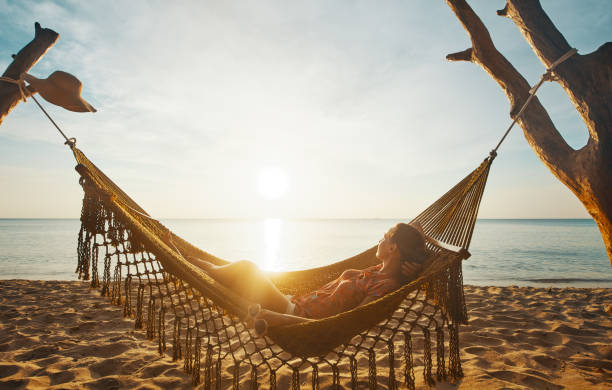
[0,0,610,219]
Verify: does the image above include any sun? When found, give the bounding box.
[257,166,289,200]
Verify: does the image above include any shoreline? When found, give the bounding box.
[0,280,610,389]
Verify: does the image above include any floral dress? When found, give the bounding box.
[292,264,400,319]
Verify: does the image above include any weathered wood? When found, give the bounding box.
[445,0,612,266]
[446,48,473,62]
[0,22,59,126]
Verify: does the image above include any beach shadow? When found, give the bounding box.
[0,365,19,379]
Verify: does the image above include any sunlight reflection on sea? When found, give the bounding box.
[0,218,610,287]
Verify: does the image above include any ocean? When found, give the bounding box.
[0,218,611,288]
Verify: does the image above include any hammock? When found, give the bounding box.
[72,144,493,389]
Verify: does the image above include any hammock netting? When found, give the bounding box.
[72,145,493,389]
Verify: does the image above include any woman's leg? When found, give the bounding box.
[186,257,290,313]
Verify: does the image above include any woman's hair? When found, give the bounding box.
[388,223,427,265]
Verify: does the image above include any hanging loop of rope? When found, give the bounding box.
[0,74,28,102]
[491,47,577,156]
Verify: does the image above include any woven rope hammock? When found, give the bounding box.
[6,47,576,389]
[72,144,491,389]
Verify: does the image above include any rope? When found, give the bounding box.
[0,74,27,101]
[30,95,76,147]
[0,74,76,147]
[491,48,577,154]
[108,193,188,261]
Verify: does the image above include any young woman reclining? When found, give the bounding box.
[166,223,426,329]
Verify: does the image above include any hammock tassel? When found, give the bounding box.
[331,363,339,390]
[111,262,122,305]
[311,363,319,390]
[184,327,193,373]
[291,367,300,390]
[269,368,277,390]
[84,231,93,280]
[449,262,467,324]
[158,305,166,355]
[232,361,240,390]
[123,275,132,318]
[436,326,446,380]
[249,365,257,390]
[215,356,222,390]
[388,340,397,390]
[192,333,201,386]
[76,225,86,278]
[349,357,357,390]
[423,326,434,386]
[449,321,462,379]
[172,318,182,361]
[146,298,156,340]
[101,251,111,297]
[76,194,92,280]
[134,284,145,329]
[368,349,377,390]
[91,243,99,288]
[404,332,415,390]
[204,345,213,390]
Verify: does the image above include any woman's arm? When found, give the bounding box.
[358,262,423,307]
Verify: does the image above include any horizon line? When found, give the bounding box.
[0,217,596,221]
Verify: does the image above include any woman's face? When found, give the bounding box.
[376,229,398,262]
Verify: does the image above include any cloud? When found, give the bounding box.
[0,1,606,218]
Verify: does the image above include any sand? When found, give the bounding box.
[0,280,610,389]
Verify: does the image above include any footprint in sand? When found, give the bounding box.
[89,358,126,377]
[487,369,563,390]
[464,346,488,355]
[15,345,59,361]
[140,362,179,378]
[0,378,28,389]
[82,376,122,390]
[68,321,99,334]
[461,332,504,347]
[532,354,561,370]
[0,364,19,379]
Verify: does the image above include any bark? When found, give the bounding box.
[0,22,59,126]
[446,0,612,266]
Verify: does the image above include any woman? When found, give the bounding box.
[168,223,427,328]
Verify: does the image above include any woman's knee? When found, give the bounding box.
[232,259,260,274]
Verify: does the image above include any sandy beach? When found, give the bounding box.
[0,280,610,389]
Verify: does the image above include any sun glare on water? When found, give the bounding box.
[257,166,289,200]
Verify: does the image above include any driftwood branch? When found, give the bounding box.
[0,22,59,126]
[500,1,573,70]
[445,0,576,186]
[446,0,612,265]
[499,1,610,147]
[446,48,473,62]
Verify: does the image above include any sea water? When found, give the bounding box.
[0,218,611,288]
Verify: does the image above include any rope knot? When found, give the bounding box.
[0,73,28,102]
[64,137,77,147]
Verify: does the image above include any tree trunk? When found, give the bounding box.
[0,22,59,126]
[445,0,612,266]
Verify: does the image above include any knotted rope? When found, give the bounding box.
[0,74,28,102]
